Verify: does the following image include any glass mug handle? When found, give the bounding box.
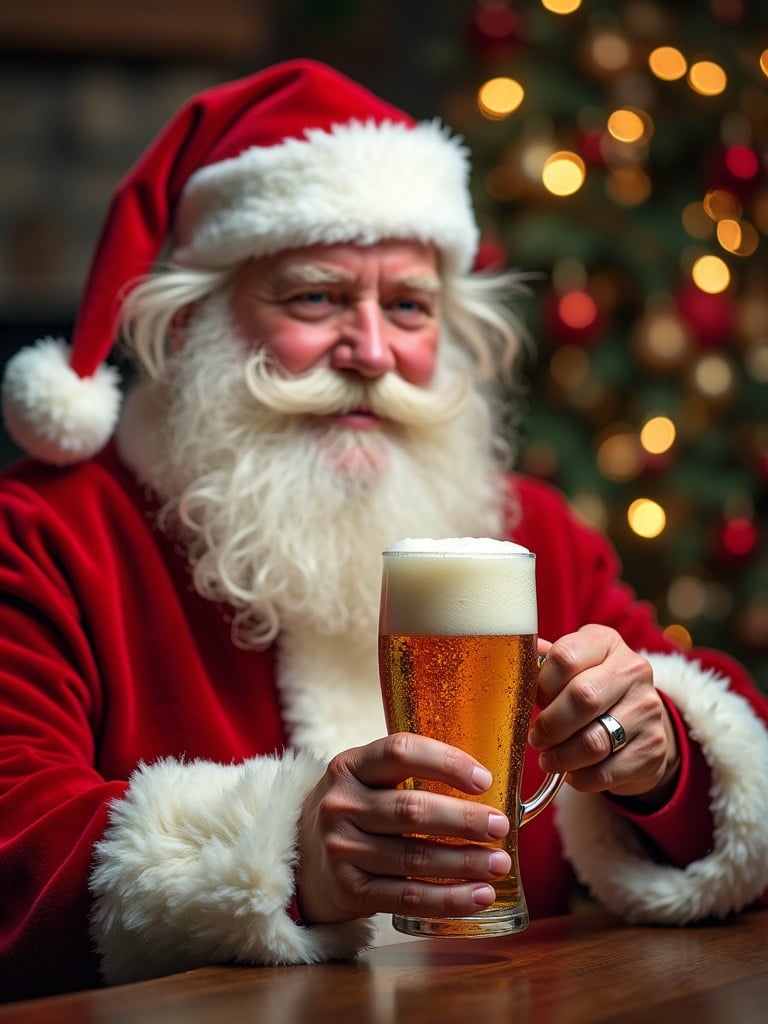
[518,653,567,827]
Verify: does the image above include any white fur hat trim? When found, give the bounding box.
[172,119,479,275]
[2,338,121,465]
[555,651,768,924]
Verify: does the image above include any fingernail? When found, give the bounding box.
[471,766,493,792]
[472,885,496,907]
[487,812,509,838]
[488,850,511,876]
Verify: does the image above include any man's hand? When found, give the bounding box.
[295,733,511,925]
[529,624,680,805]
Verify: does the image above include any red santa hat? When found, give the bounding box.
[2,59,479,466]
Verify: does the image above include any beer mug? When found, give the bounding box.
[378,537,565,938]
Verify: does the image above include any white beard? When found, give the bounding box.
[117,290,511,754]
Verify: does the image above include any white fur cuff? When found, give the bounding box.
[556,652,768,924]
[89,750,375,984]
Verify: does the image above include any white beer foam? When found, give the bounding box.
[386,537,530,555]
[381,537,537,635]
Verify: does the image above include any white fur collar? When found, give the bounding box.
[275,627,385,757]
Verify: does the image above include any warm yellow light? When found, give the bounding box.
[688,60,727,97]
[717,218,759,257]
[693,353,734,397]
[760,49,768,78]
[668,576,707,618]
[628,498,666,539]
[636,308,691,366]
[605,168,652,207]
[590,30,631,72]
[541,0,582,12]
[640,416,676,455]
[663,624,693,649]
[607,108,647,143]
[691,254,731,293]
[649,46,687,81]
[478,77,525,120]
[549,344,591,389]
[597,433,642,482]
[703,188,741,221]
[542,151,586,196]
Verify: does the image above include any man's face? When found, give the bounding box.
[228,239,441,432]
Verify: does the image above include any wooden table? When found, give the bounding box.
[1,908,766,1023]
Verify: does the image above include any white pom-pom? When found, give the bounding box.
[2,338,122,465]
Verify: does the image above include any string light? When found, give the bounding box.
[760,49,768,77]
[597,431,643,482]
[668,576,707,618]
[588,29,631,73]
[663,624,693,649]
[692,352,735,398]
[688,61,728,97]
[542,151,586,195]
[607,108,648,144]
[691,254,730,293]
[627,498,666,538]
[703,188,742,222]
[541,0,582,13]
[549,344,591,389]
[716,219,759,257]
[478,77,525,120]
[605,168,652,206]
[640,416,676,455]
[648,46,688,81]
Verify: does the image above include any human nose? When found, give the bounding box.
[331,300,397,378]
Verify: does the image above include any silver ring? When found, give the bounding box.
[596,713,628,754]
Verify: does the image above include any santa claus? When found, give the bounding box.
[1,59,766,1002]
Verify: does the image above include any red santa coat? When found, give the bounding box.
[1,445,767,1002]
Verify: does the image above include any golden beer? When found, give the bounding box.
[379,631,538,909]
[378,538,563,937]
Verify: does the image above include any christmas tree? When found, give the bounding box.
[436,0,768,691]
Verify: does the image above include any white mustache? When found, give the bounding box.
[243,358,471,428]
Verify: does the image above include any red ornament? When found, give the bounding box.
[469,2,521,61]
[675,281,735,348]
[706,144,764,202]
[579,128,605,166]
[543,288,608,346]
[711,516,760,569]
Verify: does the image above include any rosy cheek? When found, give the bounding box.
[261,330,333,375]
[396,336,439,386]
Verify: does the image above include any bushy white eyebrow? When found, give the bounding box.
[278,262,441,294]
